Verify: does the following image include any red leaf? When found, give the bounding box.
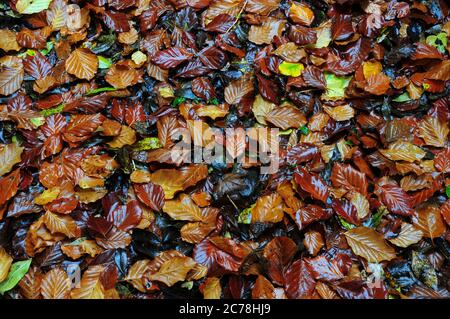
[102,11,130,32]
[263,237,297,286]
[294,167,329,203]
[331,163,368,195]
[332,14,354,41]
[23,52,52,79]
[152,47,194,69]
[198,46,226,69]
[294,204,330,230]
[288,25,317,46]
[0,169,20,206]
[377,184,414,216]
[256,73,280,104]
[133,182,165,211]
[192,77,217,101]
[411,43,444,60]
[284,259,316,299]
[332,198,359,225]
[205,14,235,33]
[305,254,352,282]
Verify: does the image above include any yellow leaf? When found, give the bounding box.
[202,277,222,299]
[41,268,71,299]
[163,194,203,221]
[34,187,60,205]
[0,143,24,177]
[107,125,136,148]
[0,247,13,282]
[279,61,304,77]
[148,256,196,287]
[289,2,315,26]
[362,61,382,80]
[380,140,426,163]
[389,222,423,248]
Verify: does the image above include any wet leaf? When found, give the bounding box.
[65,48,99,81]
[0,259,32,294]
[40,268,71,299]
[344,227,396,263]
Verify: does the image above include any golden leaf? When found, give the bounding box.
[251,193,284,223]
[202,277,222,299]
[163,194,203,221]
[65,48,98,80]
[419,116,449,148]
[289,2,315,26]
[125,260,151,292]
[248,18,285,45]
[0,143,23,177]
[344,226,396,263]
[0,247,13,282]
[41,268,71,299]
[43,211,81,238]
[389,222,423,248]
[323,104,355,121]
[107,125,136,148]
[147,256,196,287]
[71,265,106,299]
[413,205,446,239]
[61,238,103,259]
[379,140,426,163]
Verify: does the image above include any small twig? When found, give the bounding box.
[225,0,248,34]
[226,194,239,212]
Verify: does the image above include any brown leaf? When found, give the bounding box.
[284,259,316,299]
[418,116,449,148]
[147,256,196,287]
[0,29,20,52]
[224,73,254,105]
[107,125,136,148]
[303,231,324,256]
[0,143,23,177]
[105,64,140,89]
[263,236,297,286]
[163,194,203,221]
[133,182,165,211]
[248,18,285,45]
[377,183,414,216]
[18,266,43,299]
[251,193,284,223]
[0,169,20,206]
[379,140,426,163]
[63,114,105,145]
[294,167,329,203]
[146,164,208,199]
[152,47,194,69]
[413,205,446,239]
[389,222,423,248]
[70,265,107,299]
[344,227,396,263]
[252,275,277,299]
[266,105,307,130]
[41,268,71,299]
[65,48,98,80]
[43,211,81,238]
[364,73,391,95]
[331,163,368,196]
[0,56,24,96]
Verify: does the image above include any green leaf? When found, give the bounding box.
[446,185,450,198]
[181,281,194,290]
[0,259,32,294]
[98,56,113,69]
[172,97,185,107]
[40,41,53,55]
[40,104,64,117]
[298,125,310,135]
[86,87,117,96]
[337,216,356,230]
[16,0,52,14]
[323,72,352,100]
[363,207,387,228]
[238,205,254,224]
[392,92,411,103]
[278,128,293,136]
[279,62,304,77]
[209,98,219,105]
[133,137,162,151]
[25,49,36,56]
[30,117,45,128]
[426,32,448,54]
